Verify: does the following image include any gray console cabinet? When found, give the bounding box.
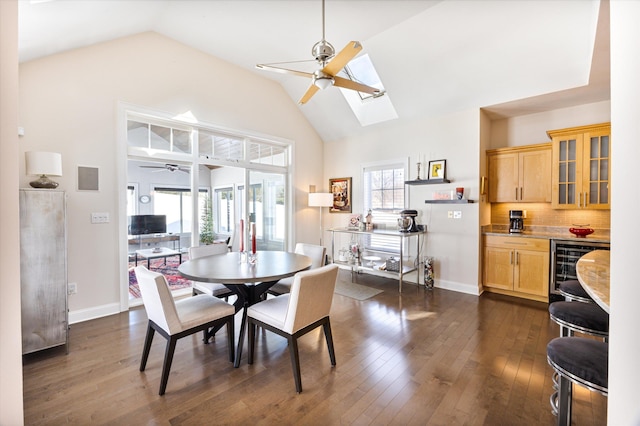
[20,189,68,354]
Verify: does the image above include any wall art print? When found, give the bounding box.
[329,177,352,213]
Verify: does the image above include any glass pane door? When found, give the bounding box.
[248,170,286,251]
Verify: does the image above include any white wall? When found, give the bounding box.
[0,1,24,423]
[489,100,611,149]
[609,1,640,423]
[324,109,482,294]
[18,32,324,320]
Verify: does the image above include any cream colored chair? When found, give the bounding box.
[134,265,235,395]
[227,225,240,252]
[188,244,234,300]
[247,264,339,393]
[268,243,326,296]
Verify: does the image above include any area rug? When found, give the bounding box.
[128,255,191,299]
[334,280,383,301]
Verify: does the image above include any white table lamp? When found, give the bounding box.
[26,151,62,189]
[308,192,333,246]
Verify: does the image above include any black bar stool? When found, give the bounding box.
[549,301,609,341]
[547,337,608,426]
[558,279,594,303]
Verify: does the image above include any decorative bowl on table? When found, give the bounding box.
[569,225,594,238]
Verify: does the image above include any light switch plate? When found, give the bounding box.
[91,212,109,223]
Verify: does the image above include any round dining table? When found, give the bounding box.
[178,250,312,367]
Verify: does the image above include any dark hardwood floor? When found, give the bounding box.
[23,270,606,425]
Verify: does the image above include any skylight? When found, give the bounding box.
[338,54,398,126]
[342,54,385,101]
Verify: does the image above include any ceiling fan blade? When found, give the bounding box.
[298,84,320,105]
[322,41,362,76]
[333,76,381,96]
[256,63,314,79]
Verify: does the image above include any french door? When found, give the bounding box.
[247,170,286,251]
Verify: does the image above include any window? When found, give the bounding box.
[126,185,137,216]
[127,120,192,154]
[153,187,208,235]
[214,187,234,234]
[363,161,407,252]
[338,54,398,127]
[342,54,386,101]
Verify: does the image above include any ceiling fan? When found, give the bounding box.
[139,163,189,173]
[256,0,382,105]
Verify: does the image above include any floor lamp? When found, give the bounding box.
[308,192,333,246]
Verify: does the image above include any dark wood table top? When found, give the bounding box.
[178,250,312,284]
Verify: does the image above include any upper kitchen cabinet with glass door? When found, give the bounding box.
[548,123,611,210]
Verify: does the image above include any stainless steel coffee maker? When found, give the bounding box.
[509,210,524,233]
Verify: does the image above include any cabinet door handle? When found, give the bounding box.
[579,192,583,208]
[510,251,513,265]
[515,187,518,201]
[584,192,588,208]
[515,251,519,265]
[520,187,523,200]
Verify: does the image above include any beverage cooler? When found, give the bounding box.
[550,239,610,299]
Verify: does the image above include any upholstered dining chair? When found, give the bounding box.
[268,243,326,296]
[188,244,234,300]
[247,264,339,393]
[228,225,240,252]
[134,265,235,395]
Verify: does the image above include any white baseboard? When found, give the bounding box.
[68,302,121,324]
[397,273,481,296]
[434,279,482,296]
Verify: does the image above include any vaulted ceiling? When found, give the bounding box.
[18,0,609,142]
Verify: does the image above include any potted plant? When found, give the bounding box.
[200,195,215,245]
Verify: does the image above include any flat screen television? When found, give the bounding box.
[128,215,167,235]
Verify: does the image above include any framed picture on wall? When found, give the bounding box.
[329,177,352,213]
[428,159,446,180]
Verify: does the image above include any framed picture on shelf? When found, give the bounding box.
[348,214,361,229]
[329,177,352,213]
[428,159,446,180]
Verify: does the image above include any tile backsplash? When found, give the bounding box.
[491,203,611,230]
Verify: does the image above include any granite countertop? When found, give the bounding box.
[576,250,610,313]
[482,225,611,244]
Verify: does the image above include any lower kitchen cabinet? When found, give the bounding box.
[483,235,549,302]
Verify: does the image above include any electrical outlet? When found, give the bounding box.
[453,211,462,219]
[68,282,77,295]
[447,211,453,218]
[91,212,109,224]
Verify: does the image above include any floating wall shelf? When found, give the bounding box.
[424,199,475,204]
[405,179,451,185]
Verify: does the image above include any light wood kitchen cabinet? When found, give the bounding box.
[548,122,611,210]
[486,143,551,203]
[483,235,549,302]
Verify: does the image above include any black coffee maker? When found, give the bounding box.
[509,210,524,233]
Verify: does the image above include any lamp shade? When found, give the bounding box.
[308,192,333,207]
[25,151,62,177]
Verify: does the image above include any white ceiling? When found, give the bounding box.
[18,0,610,142]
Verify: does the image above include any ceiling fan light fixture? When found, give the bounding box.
[314,76,334,90]
[313,70,334,90]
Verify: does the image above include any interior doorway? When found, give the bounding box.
[121,107,293,310]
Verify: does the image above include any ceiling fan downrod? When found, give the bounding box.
[312,0,334,65]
